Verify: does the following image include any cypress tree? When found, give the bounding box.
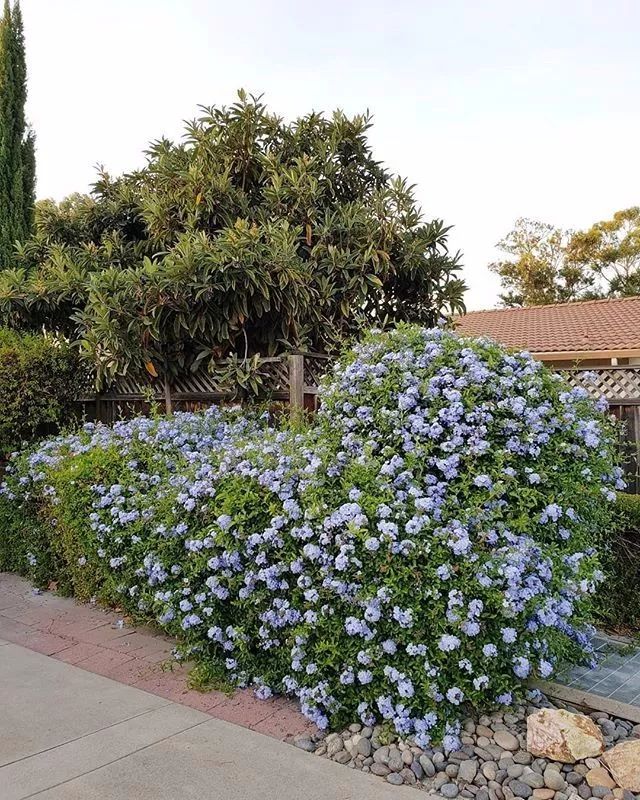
[0,0,35,267]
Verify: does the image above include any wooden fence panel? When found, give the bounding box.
[77,353,333,424]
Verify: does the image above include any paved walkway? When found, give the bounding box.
[0,572,313,741]
[558,632,640,705]
[0,640,415,800]
[4,572,639,798]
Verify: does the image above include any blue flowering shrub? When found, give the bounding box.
[0,326,622,749]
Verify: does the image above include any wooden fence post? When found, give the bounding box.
[288,354,304,417]
[163,376,173,415]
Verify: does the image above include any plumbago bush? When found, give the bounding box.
[0,326,623,750]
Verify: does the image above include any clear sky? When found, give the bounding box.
[21,0,640,309]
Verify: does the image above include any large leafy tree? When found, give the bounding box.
[0,0,35,267]
[490,208,640,307]
[0,92,465,387]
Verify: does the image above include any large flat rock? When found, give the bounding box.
[526,708,604,763]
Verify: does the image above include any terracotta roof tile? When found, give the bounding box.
[455,295,640,354]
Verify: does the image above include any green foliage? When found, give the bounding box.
[0,491,50,583]
[613,491,640,526]
[594,492,640,634]
[0,328,87,455]
[490,208,640,307]
[489,218,593,307]
[0,327,621,741]
[566,207,640,298]
[0,91,465,389]
[0,1,35,266]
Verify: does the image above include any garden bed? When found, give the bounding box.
[295,700,640,797]
[0,326,624,753]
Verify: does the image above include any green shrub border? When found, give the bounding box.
[0,329,87,458]
[595,492,640,635]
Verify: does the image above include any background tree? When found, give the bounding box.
[0,91,465,388]
[0,0,35,267]
[488,218,593,307]
[490,209,640,306]
[565,207,640,297]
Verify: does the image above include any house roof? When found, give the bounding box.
[455,295,640,358]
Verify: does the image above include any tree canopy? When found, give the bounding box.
[565,207,640,298]
[490,208,640,307]
[0,0,35,266]
[488,218,592,307]
[0,92,465,388]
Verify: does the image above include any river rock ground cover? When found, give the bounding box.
[0,326,625,770]
[294,701,640,798]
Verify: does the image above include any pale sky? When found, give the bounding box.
[22,0,640,309]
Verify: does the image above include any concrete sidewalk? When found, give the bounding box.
[0,572,314,741]
[0,640,415,800]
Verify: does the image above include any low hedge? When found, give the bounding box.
[0,326,622,747]
[0,329,86,457]
[595,493,640,634]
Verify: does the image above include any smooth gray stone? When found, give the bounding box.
[420,755,436,777]
[509,780,533,799]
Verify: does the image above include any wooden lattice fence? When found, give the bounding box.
[558,367,640,493]
[78,353,333,424]
[560,366,640,403]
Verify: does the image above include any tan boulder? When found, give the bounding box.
[526,709,605,763]
[602,739,640,791]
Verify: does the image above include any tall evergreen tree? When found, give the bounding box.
[0,0,35,267]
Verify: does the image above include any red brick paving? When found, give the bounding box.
[53,641,106,665]
[0,572,316,742]
[15,630,72,656]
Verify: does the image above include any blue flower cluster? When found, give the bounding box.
[0,326,621,749]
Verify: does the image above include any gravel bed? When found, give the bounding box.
[293,698,640,799]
